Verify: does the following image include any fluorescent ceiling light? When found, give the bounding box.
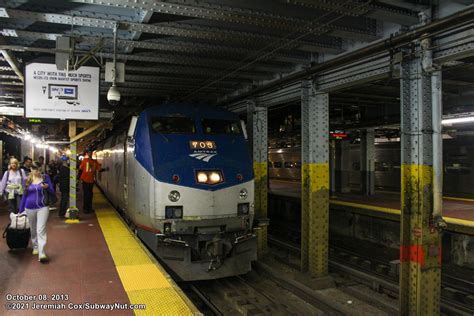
[442,116,474,125]
[0,106,23,116]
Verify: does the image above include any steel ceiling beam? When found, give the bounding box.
[1,29,293,73]
[98,86,220,97]
[114,80,234,92]
[101,73,237,89]
[0,14,308,65]
[219,7,474,106]
[95,54,275,80]
[284,0,419,25]
[0,8,342,55]
[0,74,19,80]
[0,80,22,86]
[69,0,378,42]
[0,37,23,82]
[116,69,250,85]
[122,65,259,82]
[126,8,152,53]
[0,43,274,81]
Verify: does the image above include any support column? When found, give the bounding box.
[66,121,79,222]
[248,101,268,258]
[360,129,375,195]
[301,80,329,278]
[399,52,443,315]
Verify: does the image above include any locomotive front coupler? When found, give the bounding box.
[155,232,189,247]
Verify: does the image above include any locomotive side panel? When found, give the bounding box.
[126,150,155,228]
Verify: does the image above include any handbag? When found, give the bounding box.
[9,213,29,229]
[43,188,58,206]
[3,213,30,249]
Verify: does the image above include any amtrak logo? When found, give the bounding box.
[189,153,217,162]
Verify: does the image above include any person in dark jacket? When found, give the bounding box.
[57,155,70,218]
[21,156,32,175]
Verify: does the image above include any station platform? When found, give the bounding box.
[0,189,198,315]
[269,179,474,235]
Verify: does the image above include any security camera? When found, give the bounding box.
[107,85,121,106]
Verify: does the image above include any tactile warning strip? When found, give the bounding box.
[94,192,198,315]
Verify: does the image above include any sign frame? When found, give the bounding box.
[24,62,100,120]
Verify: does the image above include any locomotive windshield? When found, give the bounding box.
[202,119,241,135]
[151,117,196,134]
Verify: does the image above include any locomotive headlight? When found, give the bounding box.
[196,170,223,185]
[209,172,221,184]
[197,172,208,183]
[239,188,248,200]
[168,190,181,202]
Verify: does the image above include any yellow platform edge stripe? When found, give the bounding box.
[443,196,474,203]
[330,199,400,215]
[329,199,474,229]
[93,191,200,315]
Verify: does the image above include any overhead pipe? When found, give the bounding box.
[220,7,474,106]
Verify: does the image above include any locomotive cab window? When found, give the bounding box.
[202,119,241,135]
[151,117,196,134]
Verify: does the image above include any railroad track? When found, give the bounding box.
[185,271,340,315]
[268,235,474,316]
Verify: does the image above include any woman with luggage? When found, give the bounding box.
[0,158,27,214]
[19,162,55,263]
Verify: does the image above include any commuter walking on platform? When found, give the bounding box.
[58,155,70,218]
[79,150,101,214]
[21,156,32,175]
[38,156,46,174]
[0,158,27,214]
[19,162,55,262]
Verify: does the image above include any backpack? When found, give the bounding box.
[2,169,26,200]
[42,175,57,206]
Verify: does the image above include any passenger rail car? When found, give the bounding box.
[96,104,256,281]
[269,139,474,198]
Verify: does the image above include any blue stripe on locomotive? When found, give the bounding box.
[134,103,253,190]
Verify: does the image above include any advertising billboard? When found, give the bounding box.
[25,63,100,120]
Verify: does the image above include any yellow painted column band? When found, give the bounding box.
[302,163,329,278]
[400,164,441,315]
[66,141,79,223]
[253,161,268,257]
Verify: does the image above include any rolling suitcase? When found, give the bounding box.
[3,213,30,250]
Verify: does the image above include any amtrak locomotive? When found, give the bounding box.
[95,104,256,281]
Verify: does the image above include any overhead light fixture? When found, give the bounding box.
[442,116,474,125]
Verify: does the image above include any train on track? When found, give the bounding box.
[95,103,256,281]
[269,138,474,197]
